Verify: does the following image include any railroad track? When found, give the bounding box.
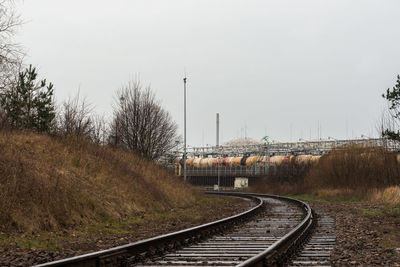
[35,192,324,267]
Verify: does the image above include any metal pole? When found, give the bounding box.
[183,76,187,181]
[216,113,220,190]
[265,146,270,175]
[216,113,219,147]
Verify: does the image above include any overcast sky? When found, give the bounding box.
[15,0,400,146]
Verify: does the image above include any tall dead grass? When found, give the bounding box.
[305,145,400,189]
[368,186,400,204]
[252,145,400,203]
[0,131,197,233]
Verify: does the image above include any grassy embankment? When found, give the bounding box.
[0,131,240,250]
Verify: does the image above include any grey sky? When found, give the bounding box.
[15,0,400,146]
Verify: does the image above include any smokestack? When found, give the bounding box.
[216,113,219,147]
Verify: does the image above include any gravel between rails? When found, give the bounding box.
[134,197,304,267]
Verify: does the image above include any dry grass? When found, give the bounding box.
[305,145,400,189]
[252,145,400,204]
[369,186,400,204]
[0,131,197,233]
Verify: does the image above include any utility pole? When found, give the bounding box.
[183,76,187,181]
[216,113,220,190]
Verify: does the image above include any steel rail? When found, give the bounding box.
[238,193,313,266]
[34,194,263,267]
[34,192,314,267]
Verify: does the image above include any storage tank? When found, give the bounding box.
[232,157,242,166]
[200,158,210,168]
[240,155,249,166]
[261,156,267,165]
[207,158,214,167]
[222,157,232,166]
[270,156,284,165]
[207,158,222,167]
[310,155,321,164]
[282,155,292,165]
[186,158,195,167]
[227,157,236,167]
[214,158,224,167]
[193,158,202,168]
[295,155,312,165]
[245,156,260,166]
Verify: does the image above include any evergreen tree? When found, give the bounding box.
[0,65,55,132]
[382,75,400,141]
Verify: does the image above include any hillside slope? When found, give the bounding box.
[0,132,196,232]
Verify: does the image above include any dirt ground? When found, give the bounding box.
[308,200,400,266]
[0,195,254,266]
[2,193,399,266]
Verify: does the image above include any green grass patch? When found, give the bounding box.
[361,209,383,215]
[0,234,64,250]
[16,239,62,250]
[360,207,400,216]
[387,208,400,215]
[83,215,144,235]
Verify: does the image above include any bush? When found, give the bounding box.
[305,145,400,190]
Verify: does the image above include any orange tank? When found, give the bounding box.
[245,156,260,166]
[261,156,267,165]
[295,155,312,165]
[310,155,321,164]
[208,158,221,167]
[193,158,202,168]
[222,157,231,166]
[232,157,242,166]
[270,156,284,165]
[186,158,195,167]
[200,158,210,168]
[227,157,235,166]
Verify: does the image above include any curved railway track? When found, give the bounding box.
[35,192,329,267]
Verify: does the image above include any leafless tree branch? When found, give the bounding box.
[0,0,24,91]
[110,80,180,160]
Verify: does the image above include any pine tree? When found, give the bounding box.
[0,65,55,132]
[382,75,400,141]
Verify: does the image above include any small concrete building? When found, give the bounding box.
[234,177,248,189]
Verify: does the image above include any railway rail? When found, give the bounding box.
[34,192,326,267]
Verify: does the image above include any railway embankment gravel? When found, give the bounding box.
[305,200,400,266]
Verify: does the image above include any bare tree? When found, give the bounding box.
[90,114,108,145]
[110,80,180,160]
[0,0,23,91]
[57,92,94,139]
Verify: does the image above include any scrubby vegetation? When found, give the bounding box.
[0,131,196,233]
[253,145,400,204]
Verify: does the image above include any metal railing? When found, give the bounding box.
[183,166,268,177]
